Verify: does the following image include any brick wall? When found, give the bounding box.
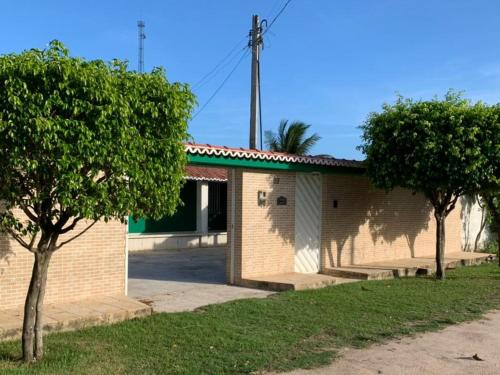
[229,169,296,281]
[228,169,463,281]
[321,174,462,268]
[0,213,126,310]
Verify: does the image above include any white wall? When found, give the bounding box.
[128,232,227,252]
[461,196,492,251]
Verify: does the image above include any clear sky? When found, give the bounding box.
[2,0,500,159]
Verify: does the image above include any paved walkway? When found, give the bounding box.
[284,310,500,375]
[128,248,272,312]
[327,251,493,280]
[0,295,151,341]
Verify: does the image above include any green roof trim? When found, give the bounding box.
[187,154,365,175]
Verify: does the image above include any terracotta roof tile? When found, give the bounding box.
[185,165,227,182]
[185,143,364,169]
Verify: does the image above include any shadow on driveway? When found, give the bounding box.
[127,247,273,312]
[128,247,226,284]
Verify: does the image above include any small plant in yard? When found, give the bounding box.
[481,240,498,255]
[0,41,195,362]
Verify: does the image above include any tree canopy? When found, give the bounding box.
[360,93,493,197]
[265,120,320,155]
[0,40,196,362]
[0,41,196,238]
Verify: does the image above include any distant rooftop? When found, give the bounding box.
[185,165,227,182]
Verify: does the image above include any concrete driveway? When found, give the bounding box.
[127,247,272,312]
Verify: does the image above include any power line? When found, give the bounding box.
[192,48,250,119]
[193,45,247,92]
[192,36,248,90]
[265,0,287,20]
[263,0,293,36]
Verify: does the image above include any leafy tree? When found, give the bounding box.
[0,41,195,362]
[265,120,321,155]
[479,103,500,264]
[360,93,492,280]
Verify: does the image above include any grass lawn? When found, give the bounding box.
[1,263,500,375]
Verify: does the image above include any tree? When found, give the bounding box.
[483,193,500,264]
[0,41,195,362]
[264,120,321,155]
[359,93,492,280]
[479,103,500,264]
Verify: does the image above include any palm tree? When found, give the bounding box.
[264,120,321,155]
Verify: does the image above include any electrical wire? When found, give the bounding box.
[263,0,293,36]
[255,0,293,149]
[265,0,287,20]
[192,36,248,90]
[192,48,250,119]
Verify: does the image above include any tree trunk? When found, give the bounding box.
[22,250,52,362]
[22,253,43,362]
[495,223,500,267]
[497,230,500,267]
[34,252,52,360]
[435,214,446,280]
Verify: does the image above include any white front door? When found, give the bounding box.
[294,173,322,273]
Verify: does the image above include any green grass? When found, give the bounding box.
[2,263,500,374]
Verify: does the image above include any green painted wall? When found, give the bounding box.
[128,180,197,233]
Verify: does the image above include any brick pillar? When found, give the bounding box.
[227,169,243,284]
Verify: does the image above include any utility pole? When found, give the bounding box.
[248,15,263,149]
[138,20,146,73]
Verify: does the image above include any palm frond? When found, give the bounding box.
[265,119,320,155]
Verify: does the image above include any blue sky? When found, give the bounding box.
[2,1,500,159]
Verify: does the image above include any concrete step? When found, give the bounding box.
[240,273,337,291]
[444,255,494,269]
[325,253,494,282]
[323,267,395,280]
[0,295,152,342]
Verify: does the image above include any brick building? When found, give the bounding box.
[0,142,480,311]
[186,143,464,286]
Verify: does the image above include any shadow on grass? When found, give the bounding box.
[447,271,500,281]
[0,349,20,363]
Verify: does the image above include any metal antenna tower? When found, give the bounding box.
[137,20,146,73]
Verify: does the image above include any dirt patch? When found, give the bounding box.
[280,310,500,375]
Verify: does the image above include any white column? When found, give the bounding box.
[196,181,209,235]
